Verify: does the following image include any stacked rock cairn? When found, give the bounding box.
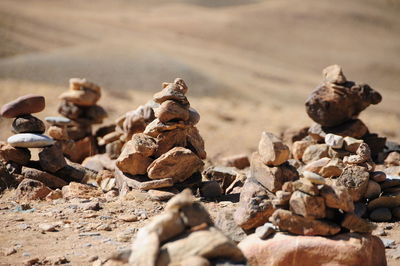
[107,189,246,265]
[56,78,107,163]
[0,94,71,196]
[115,78,206,195]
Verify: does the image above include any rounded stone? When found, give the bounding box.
[364,180,381,199]
[45,116,71,126]
[370,171,386,183]
[369,208,392,222]
[12,115,45,134]
[7,133,55,148]
[1,94,45,118]
[392,207,400,220]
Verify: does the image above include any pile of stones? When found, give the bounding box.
[105,189,246,265]
[57,78,107,162]
[115,78,206,196]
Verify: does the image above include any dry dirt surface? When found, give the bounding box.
[1,0,400,265]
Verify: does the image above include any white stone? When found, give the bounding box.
[324,134,344,149]
[303,171,326,185]
[7,133,55,148]
[45,116,71,126]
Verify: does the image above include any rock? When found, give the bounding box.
[269,209,340,236]
[200,181,223,198]
[148,189,177,201]
[238,232,386,266]
[250,152,299,193]
[99,176,116,192]
[180,256,210,266]
[289,190,326,219]
[12,115,45,134]
[291,140,312,160]
[153,83,189,106]
[98,131,123,146]
[22,167,67,189]
[369,208,392,222]
[144,119,188,138]
[7,133,55,148]
[186,127,207,160]
[344,137,364,153]
[305,65,381,127]
[105,140,124,160]
[47,126,69,140]
[303,157,330,174]
[62,182,102,199]
[368,194,400,210]
[258,132,289,166]
[371,171,387,182]
[341,213,376,233]
[336,165,369,201]
[291,180,319,196]
[156,227,245,265]
[221,154,250,169]
[320,185,354,212]
[325,133,344,149]
[154,128,187,157]
[302,171,326,185]
[254,223,276,240]
[38,144,67,173]
[215,208,247,243]
[155,100,189,123]
[319,157,344,178]
[119,215,138,222]
[392,207,400,219]
[234,178,275,231]
[385,152,400,166]
[1,94,45,118]
[323,64,347,84]
[78,201,101,211]
[354,202,368,218]
[115,168,174,191]
[116,139,154,176]
[380,175,400,189]
[59,78,101,106]
[15,179,52,201]
[203,166,239,193]
[45,116,71,126]
[0,142,30,164]
[328,147,351,159]
[363,133,386,160]
[365,180,381,199]
[39,223,57,232]
[62,136,96,163]
[65,123,92,140]
[302,144,329,164]
[180,202,213,227]
[147,147,204,183]
[45,189,63,200]
[281,126,309,146]
[187,107,201,126]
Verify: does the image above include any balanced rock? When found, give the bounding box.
[7,133,55,148]
[186,127,207,159]
[1,94,45,118]
[59,78,101,106]
[365,180,381,199]
[38,144,67,173]
[302,144,329,164]
[116,138,155,175]
[153,83,189,106]
[12,115,45,134]
[324,133,343,149]
[47,126,69,140]
[292,140,313,161]
[0,142,30,164]
[155,100,189,123]
[336,165,369,201]
[289,190,326,219]
[258,132,289,166]
[45,116,72,126]
[320,185,354,212]
[305,65,382,127]
[147,147,204,183]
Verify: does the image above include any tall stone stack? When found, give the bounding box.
[115,78,206,194]
[234,132,299,231]
[57,78,107,162]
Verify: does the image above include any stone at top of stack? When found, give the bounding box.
[234,132,299,230]
[55,78,107,162]
[115,78,206,193]
[305,65,386,159]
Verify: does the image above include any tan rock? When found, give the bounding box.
[62,182,102,199]
[269,209,340,236]
[147,147,204,183]
[319,157,344,178]
[320,185,354,212]
[99,131,123,146]
[154,128,187,157]
[47,126,69,140]
[148,189,177,201]
[153,83,189,106]
[302,171,326,185]
[15,179,52,201]
[22,167,67,189]
[62,136,96,163]
[336,165,369,201]
[251,152,299,193]
[303,157,330,174]
[221,154,250,169]
[154,100,189,123]
[144,119,187,138]
[302,144,329,164]
[238,232,386,266]
[0,142,30,165]
[341,213,376,233]
[289,190,326,219]
[292,180,319,196]
[385,151,400,166]
[45,189,63,201]
[324,133,344,149]
[186,127,207,159]
[343,136,363,153]
[258,132,289,166]
[180,256,210,266]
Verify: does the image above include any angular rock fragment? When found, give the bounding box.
[258,132,290,166]
[336,165,369,201]
[289,190,326,219]
[320,185,354,212]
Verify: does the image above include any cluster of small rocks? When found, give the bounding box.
[57,78,107,162]
[114,78,206,197]
[102,189,246,266]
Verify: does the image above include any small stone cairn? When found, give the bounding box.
[56,78,107,162]
[104,189,246,265]
[115,78,206,195]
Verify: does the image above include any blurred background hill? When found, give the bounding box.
[0,0,399,158]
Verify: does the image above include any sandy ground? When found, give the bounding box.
[0,0,400,265]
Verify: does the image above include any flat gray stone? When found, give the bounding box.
[7,133,55,148]
[45,116,72,126]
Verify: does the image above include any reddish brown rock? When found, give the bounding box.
[221,154,250,169]
[116,139,154,175]
[15,179,52,201]
[147,147,204,183]
[105,140,124,160]
[320,184,354,212]
[38,144,67,173]
[292,140,313,161]
[251,152,299,193]
[258,132,289,166]
[186,127,206,160]
[62,136,96,163]
[289,191,326,219]
[0,142,30,165]
[305,65,381,127]
[336,165,369,201]
[155,100,189,123]
[1,94,45,118]
[12,115,45,134]
[281,127,309,146]
[234,178,275,231]
[154,129,187,157]
[21,167,67,189]
[144,119,187,138]
[153,83,189,106]
[269,209,341,236]
[238,232,386,266]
